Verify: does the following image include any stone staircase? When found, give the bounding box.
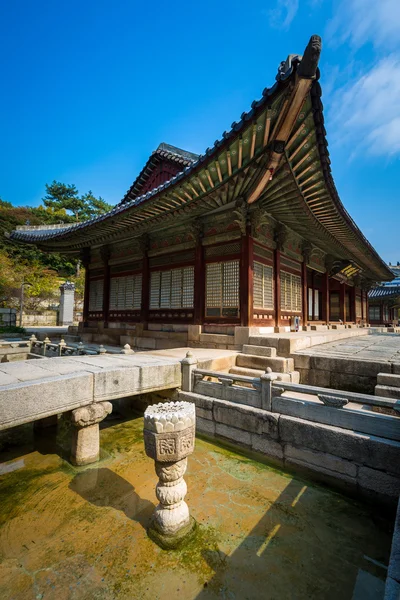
[375,373,400,399]
[229,338,299,383]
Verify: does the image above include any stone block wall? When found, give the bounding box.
[178,391,400,506]
[294,354,395,394]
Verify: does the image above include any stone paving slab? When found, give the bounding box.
[297,333,400,363]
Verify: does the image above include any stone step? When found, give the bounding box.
[377,373,400,387]
[142,330,187,341]
[242,345,277,357]
[229,366,299,383]
[374,385,400,400]
[199,333,234,345]
[236,354,294,373]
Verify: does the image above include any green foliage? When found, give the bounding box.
[0,325,26,335]
[0,182,111,309]
[43,181,112,222]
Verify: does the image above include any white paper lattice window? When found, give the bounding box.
[356,296,362,318]
[160,271,171,308]
[280,270,301,312]
[150,271,161,309]
[89,280,104,311]
[109,275,142,310]
[150,267,194,309]
[182,267,194,308]
[253,262,274,309]
[206,260,239,317]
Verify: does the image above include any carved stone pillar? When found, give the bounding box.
[144,401,196,549]
[70,401,112,466]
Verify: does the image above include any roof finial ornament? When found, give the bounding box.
[297,35,322,80]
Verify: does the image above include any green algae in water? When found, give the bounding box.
[0,466,63,526]
[100,418,144,457]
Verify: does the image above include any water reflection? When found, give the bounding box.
[0,458,25,475]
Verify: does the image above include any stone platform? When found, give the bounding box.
[294,333,400,394]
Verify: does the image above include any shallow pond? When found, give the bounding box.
[0,415,392,599]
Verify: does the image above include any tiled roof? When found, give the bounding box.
[369,286,400,299]
[11,49,302,244]
[8,36,393,282]
[119,143,199,205]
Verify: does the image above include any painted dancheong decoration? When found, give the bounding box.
[9,35,395,334]
[143,401,196,548]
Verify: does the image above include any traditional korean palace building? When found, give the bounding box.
[11,36,393,343]
[369,265,400,326]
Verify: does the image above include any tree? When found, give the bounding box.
[80,191,113,219]
[42,181,83,222]
[42,182,112,222]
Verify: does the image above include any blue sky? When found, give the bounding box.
[0,0,399,262]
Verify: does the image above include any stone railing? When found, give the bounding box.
[181,360,400,440]
[27,335,135,358]
[179,354,400,504]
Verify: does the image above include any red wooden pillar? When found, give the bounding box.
[350,286,356,322]
[101,246,111,328]
[339,284,346,322]
[194,241,205,325]
[323,271,329,324]
[140,236,149,325]
[240,229,253,327]
[81,248,91,326]
[380,302,384,325]
[311,270,315,321]
[274,248,281,328]
[301,261,308,327]
[361,290,364,321]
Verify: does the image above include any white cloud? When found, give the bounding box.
[266,0,299,30]
[327,0,400,50]
[327,55,400,157]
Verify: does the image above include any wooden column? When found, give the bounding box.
[274,248,281,328]
[311,270,315,321]
[361,289,364,321]
[194,240,205,325]
[140,236,149,325]
[339,284,346,322]
[81,248,91,327]
[240,229,253,327]
[380,302,384,325]
[323,271,330,324]
[301,261,308,327]
[101,246,111,328]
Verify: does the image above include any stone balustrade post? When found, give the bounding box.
[144,401,196,549]
[181,351,198,392]
[70,401,112,466]
[219,376,234,400]
[261,368,278,412]
[42,336,51,356]
[29,334,37,352]
[120,344,134,355]
[58,339,67,356]
[98,345,106,355]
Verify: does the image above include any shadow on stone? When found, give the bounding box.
[69,467,154,528]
